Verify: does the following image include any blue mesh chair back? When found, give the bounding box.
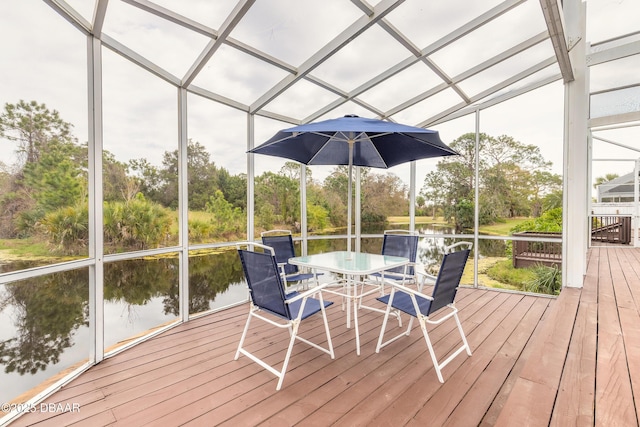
[381,233,419,276]
[428,249,470,315]
[238,248,291,320]
[262,234,299,276]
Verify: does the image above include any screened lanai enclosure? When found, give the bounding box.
[0,0,639,424]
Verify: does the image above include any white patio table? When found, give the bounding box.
[289,251,409,355]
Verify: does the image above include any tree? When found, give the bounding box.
[103,150,134,202]
[279,161,312,183]
[136,140,246,211]
[0,100,74,167]
[529,171,562,216]
[255,171,299,225]
[593,173,619,189]
[216,169,246,210]
[307,203,329,230]
[361,172,407,222]
[205,190,244,235]
[415,195,426,216]
[22,140,84,212]
[128,158,162,204]
[420,132,560,230]
[421,172,445,219]
[0,101,83,237]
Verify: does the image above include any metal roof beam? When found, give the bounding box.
[92,0,109,37]
[101,34,181,86]
[43,0,92,34]
[372,31,550,120]
[182,0,255,87]
[426,73,562,127]
[539,0,574,82]
[589,111,640,128]
[250,0,406,113]
[588,39,640,66]
[123,0,297,74]
[303,0,528,123]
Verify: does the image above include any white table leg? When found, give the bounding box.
[354,283,360,355]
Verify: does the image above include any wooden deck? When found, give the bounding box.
[5,247,640,426]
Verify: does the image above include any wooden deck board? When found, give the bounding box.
[373,292,518,427]
[308,291,510,427]
[6,247,640,427]
[444,297,550,427]
[595,248,637,426]
[494,286,581,427]
[549,256,597,427]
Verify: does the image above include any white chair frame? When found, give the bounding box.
[375,283,471,383]
[234,242,334,390]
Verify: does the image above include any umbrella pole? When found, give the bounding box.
[347,140,354,255]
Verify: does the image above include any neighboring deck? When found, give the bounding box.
[6,247,640,426]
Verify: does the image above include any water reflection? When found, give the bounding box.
[0,269,88,376]
[0,253,246,403]
[187,251,245,315]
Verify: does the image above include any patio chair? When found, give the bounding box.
[376,247,472,383]
[235,242,335,390]
[416,241,473,290]
[358,230,419,324]
[261,230,322,290]
[369,229,420,288]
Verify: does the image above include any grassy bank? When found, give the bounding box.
[0,215,530,261]
[0,238,76,263]
[387,216,528,235]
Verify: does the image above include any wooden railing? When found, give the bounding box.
[590,215,631,244]
[512,232,562,268]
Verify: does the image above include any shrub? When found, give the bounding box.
[188,219,214,241]
[206,190,244,235]
[511,207,562,233]
[40,203,88,254]
[525,264,561,295]
[103,194,172,250]
[486,259,536,287]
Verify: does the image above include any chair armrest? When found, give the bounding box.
[445,241,472,253]
[384,282,434,300]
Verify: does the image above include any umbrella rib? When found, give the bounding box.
[306,131,342,140]
[254,133,298,148]
[307,138,333,165]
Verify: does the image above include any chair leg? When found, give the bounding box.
[418,316,444,383]
[319,294,335,359]
[376,291,412,352]
[454,311,472,356]
[234,309,253,360]
[376,298,393,353]
[276,319,300,391]
[419,310,472,383]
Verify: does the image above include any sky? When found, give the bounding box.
[0,0,638,193]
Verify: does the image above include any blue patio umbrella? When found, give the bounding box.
[250,114,458,251]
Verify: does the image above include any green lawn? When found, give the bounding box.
[478,217,528,235]
[0,237,77,262]
[387,216,528,235]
